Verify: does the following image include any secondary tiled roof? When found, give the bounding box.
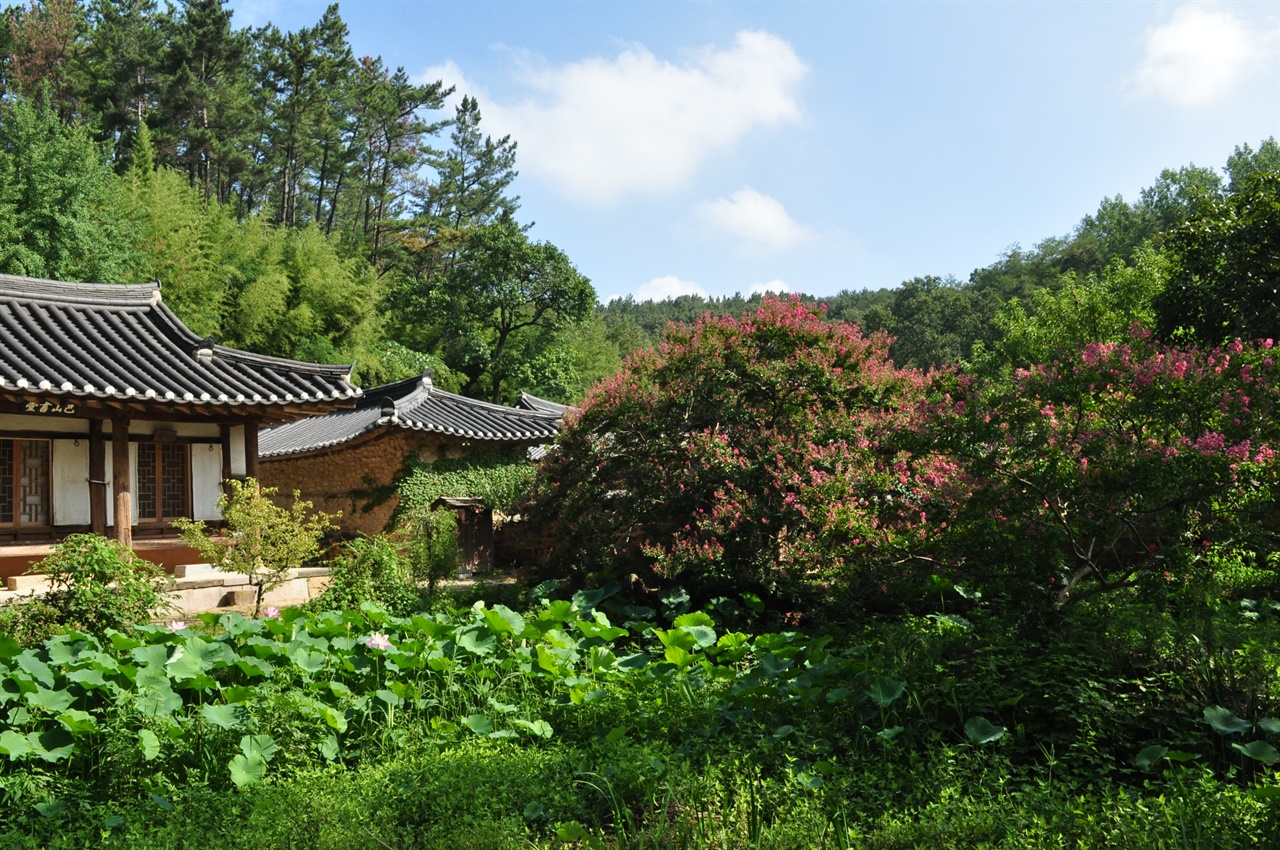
[0,276,360,411]
[517,392,573,416]
[516,393,578,461]
[258,372,564,458]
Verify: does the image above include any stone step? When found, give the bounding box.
[6,574,50,593]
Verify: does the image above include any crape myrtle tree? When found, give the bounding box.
[929,328,1280,608]
[524,296,937,604]
[526,296,1280,615]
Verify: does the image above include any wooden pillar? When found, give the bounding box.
[220,425,233,493]
[111,414,132,548]
[88,419,106,536]
[244,420,259,481]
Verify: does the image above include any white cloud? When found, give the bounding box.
[227,0,284,29]
[696,187,815,252]
[423,31,807,206]
[1133,4,1277,107]
[749,280,790,296]
[420,60,471,106]
[634,275,709,301]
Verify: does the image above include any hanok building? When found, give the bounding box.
[0,276,361,580]
[258,371,563,569]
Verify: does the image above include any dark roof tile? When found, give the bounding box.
[0,275,360,411]
[259,373,563,458]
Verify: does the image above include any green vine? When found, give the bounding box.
[395,446,535,518]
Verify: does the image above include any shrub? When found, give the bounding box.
[406,507,460,592]
[524,295,927,603]
[174,478,338,617]
[526,296,1280,616]
[929,329,1280,607]
[311,536,422,615]
[6,534,172,642]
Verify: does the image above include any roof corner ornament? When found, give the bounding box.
[149,282,162,305]
[421,368,433,391]
[340,363,359,390]
[193,335,215,364]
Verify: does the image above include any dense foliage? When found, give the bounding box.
[0,584,1278,847]
[308,535,422,617]
[529,293,1280,617]
[0,534,172,644]
[527,297,928,601]
[396,447,535,517]
[933,331,1280,607]
[1154,171,1280,348]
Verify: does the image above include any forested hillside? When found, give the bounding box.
[1,0,1277,404]
[598,139,1280,366]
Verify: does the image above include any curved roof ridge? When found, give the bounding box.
[146,298,357,384]
[423,385,564,421]
[518,391,577,416]
[260,375,564,458]
[0,275,159,308]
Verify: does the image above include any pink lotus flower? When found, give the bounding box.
[168,620,186,632]
[363,632,392,651]
[263,606,280,619]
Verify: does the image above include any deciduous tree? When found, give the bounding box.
[1153,171,1280,346]
[0,94,139,281]
[430,222,593,403]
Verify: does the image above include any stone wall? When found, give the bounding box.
[259,429,446,536]
[259,430,544,540]
[494,515,557,569]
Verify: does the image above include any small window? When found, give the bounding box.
[0,439,51,527]
[137,443,190,522]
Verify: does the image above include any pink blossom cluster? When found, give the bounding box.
[527,302,1280,604]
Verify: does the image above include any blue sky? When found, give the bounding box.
[228,0,1280,302]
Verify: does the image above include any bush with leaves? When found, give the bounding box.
[1,534,173,643]
[1154,170,1280,347]
[524,296,928,603]
[926,328,1280,608]
[174,478,337,617]
[406,507,461,592]
[310,535,422,615]
[527,294,1280,617]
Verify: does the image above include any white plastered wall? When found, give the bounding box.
[5,416,228,527]
[0,413,87,434]
[133,421,221,439]
[229,425,247,477]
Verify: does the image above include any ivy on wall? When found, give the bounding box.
[395,446,536,518]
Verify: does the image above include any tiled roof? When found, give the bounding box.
[0,276,360,411]
[259,373,564,458]
[517,392,573,416]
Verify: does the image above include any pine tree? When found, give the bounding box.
[152,0,253,203]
